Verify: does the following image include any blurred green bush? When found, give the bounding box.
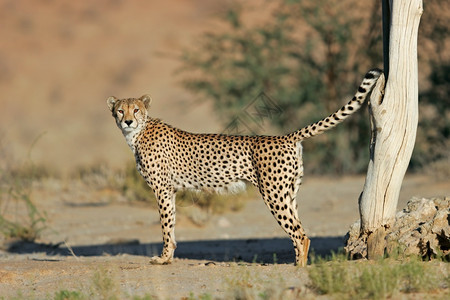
[178,0,449,174]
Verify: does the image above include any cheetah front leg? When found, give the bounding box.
[150,189,177,265]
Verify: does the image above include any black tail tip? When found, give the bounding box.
[365,68,383,79]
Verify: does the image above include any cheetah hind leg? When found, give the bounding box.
[150,190,177,265]
[289,194,310,266]
[259,188,310,265]
[288,221,310,267]
[295,236,310,267]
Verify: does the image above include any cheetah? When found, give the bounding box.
[107,68,382,266]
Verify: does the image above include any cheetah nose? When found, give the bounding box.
[124,120,133,126]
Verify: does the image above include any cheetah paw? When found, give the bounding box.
[149,256,172,265]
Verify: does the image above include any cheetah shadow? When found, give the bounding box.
[5,236,344,264]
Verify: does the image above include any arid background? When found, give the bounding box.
[0,0,225,174]
[0,0,449,299]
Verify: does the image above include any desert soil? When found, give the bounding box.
[1,1,448,298]
[0,174,448,299]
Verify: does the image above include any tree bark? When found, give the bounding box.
[348,0,423,259]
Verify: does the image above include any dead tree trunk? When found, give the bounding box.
[345,0,423,259]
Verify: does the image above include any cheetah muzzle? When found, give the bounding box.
[107,69,382,266]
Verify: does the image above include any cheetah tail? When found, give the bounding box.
[288,68,383,142]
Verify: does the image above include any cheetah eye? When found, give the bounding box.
[117,109,124,114]
[134,108,139,113]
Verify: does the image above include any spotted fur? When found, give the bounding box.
[107,68,382,266]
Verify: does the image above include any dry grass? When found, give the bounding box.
[86,161,259,226]
[7,255,446,300]
[0,156,257,244]
[0,143,48,242]
[308,254,448,299]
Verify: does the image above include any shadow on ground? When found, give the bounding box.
[5,236,345,264]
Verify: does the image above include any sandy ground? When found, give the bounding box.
[1,1,448,298]
[0,174,448,299]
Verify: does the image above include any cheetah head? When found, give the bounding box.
[107,94,152,134]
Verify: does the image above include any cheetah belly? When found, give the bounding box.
[171,165,247,194]
[169,135,255,193]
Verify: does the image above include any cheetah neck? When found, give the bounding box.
[121,122,146,153]
[122,117,159,153]
[123,130,141,153]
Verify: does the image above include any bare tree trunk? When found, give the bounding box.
[346,0,423,259]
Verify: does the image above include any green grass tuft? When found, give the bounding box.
[54,290,86,300]
[308,255,446,299]
[90,268,119,300]
[0,166,47,242]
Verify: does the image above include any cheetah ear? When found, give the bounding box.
[107,96,118,111]
[140,94,152,109]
